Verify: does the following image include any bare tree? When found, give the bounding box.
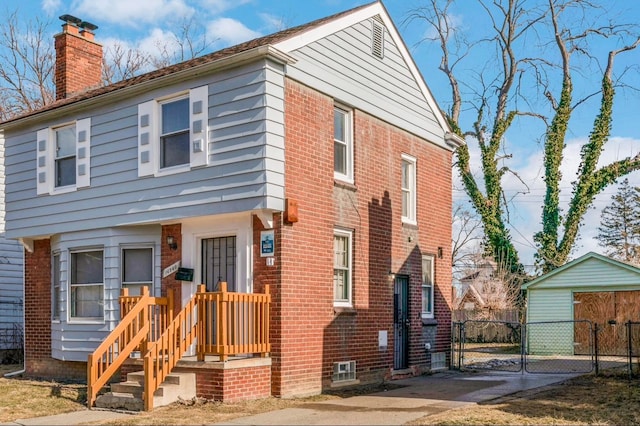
[102,43,152,85]
[596,179,640,264]
[0,10,55,120]
[406,0,640,275]
[150,17,215,69]
[452,202,484,273]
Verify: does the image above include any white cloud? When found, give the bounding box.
[197,0,253,13]
[259,13,287,32]
[206,18,261,46]
[72,0,194,27]
[41,0,61,15]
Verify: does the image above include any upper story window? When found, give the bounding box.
[36,118,91,195]
[160,97,190,169]
[70,249,104,321]
[138,85,209,177]
[422,255,434,318]
[334,106,353,183]
[401,154,416,224]
[122,247,154,296]
[333,229,353,307]
[54,125,76,187]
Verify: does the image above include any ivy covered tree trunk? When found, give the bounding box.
[407,0,640,277]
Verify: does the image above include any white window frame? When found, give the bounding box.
[421,255,435,319]
[69,248,104,323]
[53,123,77,188]
[333,229,353,307]
[36,118,91,195]
[52,252,61,321]
[333,105,353,183]
[159,95,190,171]
[121,246,154,296]
[401,154,417,225]
[138,85,209,178]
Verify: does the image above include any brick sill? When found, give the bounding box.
[334,180,358,191]
[334,306,357,316]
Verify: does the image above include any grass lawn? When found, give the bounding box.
[1,364,640,425]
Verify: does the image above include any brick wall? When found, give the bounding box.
[161,224,182,314]
[276,79,453,397]
[54,24,102,100]
[23,239,86,379]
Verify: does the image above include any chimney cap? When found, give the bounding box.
[58,14,99,31]
[59,14,82,25]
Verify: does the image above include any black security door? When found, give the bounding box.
[393,275,410,370]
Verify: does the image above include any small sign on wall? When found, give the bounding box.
[260,230,275,257]
[162,261,180,278]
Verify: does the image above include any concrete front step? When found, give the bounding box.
[95,371,196,411]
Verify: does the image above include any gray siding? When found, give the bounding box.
[4,59,286,239]
[51,226,161,361]
[284,19,445,145]
[0,132,24,350]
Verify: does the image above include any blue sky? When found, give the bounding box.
[6,0,640,268]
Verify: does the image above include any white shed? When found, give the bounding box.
[522,252,640,355]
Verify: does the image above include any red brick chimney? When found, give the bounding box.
[54,15,102,100]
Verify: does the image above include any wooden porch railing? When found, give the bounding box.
[87,283,271,410]
[196,283,271,361]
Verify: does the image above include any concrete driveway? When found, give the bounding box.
[217,370,580,425]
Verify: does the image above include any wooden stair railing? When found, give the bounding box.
[87,287,152,409]
[142,285,202,411]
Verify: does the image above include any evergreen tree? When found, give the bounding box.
[596,179,640,263]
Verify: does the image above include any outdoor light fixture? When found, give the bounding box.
[166,236,178,250]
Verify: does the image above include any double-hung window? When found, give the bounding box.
[160,97,190,169]
[138,85,209,177]
[333,230,353,306]
[36,118,91,195]
[54,125,76,187]
[422,255,434,318]
[334,106,353,183]
[70,249,104,320]
[122,247,153,296]
[401,154,416,224]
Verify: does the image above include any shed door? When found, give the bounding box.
[574,291,640,356]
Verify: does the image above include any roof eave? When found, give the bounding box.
[1,45,297,131]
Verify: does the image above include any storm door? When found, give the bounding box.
[201,236,236,292]
[394,275,410,370]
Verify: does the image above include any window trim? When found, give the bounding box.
[333,105,354,184]
[333,229,353,307]
[401,153,417,225]
[52,252,61,322]
[138,85,209,178]
[36,118,91,196]
[53,123,77,189]
[121,246,154,296]
[68,248,105,323]
[421,255,435,319]
[159,94,190,172]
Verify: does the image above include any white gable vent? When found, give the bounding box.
[333,360,356,382]
[371,19,384,59]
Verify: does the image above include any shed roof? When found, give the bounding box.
[522,252,640,291]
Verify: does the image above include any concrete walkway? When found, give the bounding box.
[1,370,579,426]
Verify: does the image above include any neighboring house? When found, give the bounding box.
[522,252,640,356]
[0,137,23,363]
[1,1,462,403]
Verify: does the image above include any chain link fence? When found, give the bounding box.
[453,319,634,375]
